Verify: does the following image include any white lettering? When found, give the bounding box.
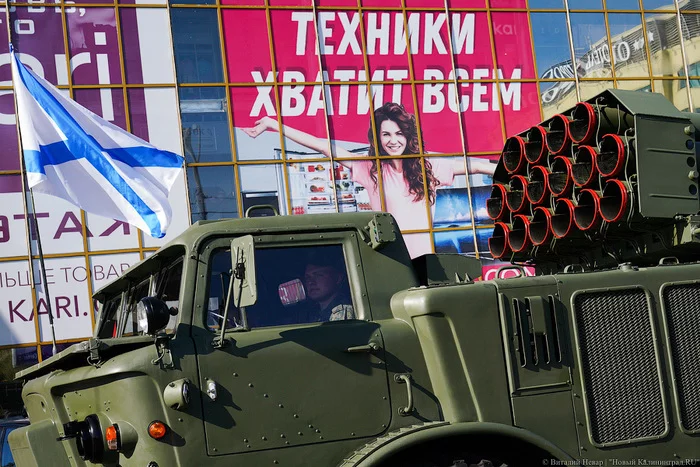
[250,71,276,117]
[472,69,490,111]
[291,12,314,56]
[448,68,469,112]
[424,13,447,55]
[496,68,521,111]
[393,13,406,55]
[335,70,355,115]
[423,70,445,113]
[451,13,475,55]
[281,71,306,117]
[318,12,335,55]
[386,69,408,103]
[366,13,390,55]
[337,12,361,55]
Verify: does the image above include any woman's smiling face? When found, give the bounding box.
[379,119,407,156]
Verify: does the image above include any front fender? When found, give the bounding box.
[340,421,578,467]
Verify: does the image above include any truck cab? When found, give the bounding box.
[9,211,700,467]
[8,212,489,467]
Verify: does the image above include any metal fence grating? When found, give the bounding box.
[574,289,666,445]
[662,283,700,432]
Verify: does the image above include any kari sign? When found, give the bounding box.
[0,253,139,346]
[224,9,539,257]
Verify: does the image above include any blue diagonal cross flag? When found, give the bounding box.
[10,44,185,238]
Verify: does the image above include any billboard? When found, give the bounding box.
[0,5,188,346]
[223,8,540,258]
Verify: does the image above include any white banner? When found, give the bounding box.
[0,253,141,345]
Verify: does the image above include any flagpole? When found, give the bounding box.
[5,10,59,357]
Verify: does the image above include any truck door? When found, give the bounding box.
[192,232,392,456]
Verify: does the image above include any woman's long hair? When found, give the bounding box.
[367,103,440,204]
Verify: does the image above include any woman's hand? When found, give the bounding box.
[242,116,277,138]
[468,158,497,176]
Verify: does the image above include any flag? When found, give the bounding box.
[10,44,185,238]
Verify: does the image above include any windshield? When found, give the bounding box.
[95,257,184,338]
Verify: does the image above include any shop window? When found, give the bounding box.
[171,9,224,83]
[186,166,239,222]
[239,165,287,216]
[180,87,233,163]
[679,62,700,89]
[206,244,355,331]
[531,13,573,83]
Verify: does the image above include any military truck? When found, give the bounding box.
[8,89,700,467]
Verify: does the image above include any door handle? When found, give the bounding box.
[345,342,381,353]
[394,373,414,416]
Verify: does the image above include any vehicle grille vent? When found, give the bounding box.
[662,283,700,432]
[574,289,666,445]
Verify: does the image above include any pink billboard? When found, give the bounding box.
[222,8,540,258]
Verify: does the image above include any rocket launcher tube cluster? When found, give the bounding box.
[487,89,700,264]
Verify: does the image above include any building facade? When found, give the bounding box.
[1,0,699,358]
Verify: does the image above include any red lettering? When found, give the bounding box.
[60,266,71,282]
[0,215,8,243]
[99,221,130,237]
[55,296,72,318]
[72,266,87,282]
[44,268,54,285]
[3,272,17,287]
[13,213,49,240]
[18,271,30,287]
[9,299,29,322]
[106,264,119,280]
[37,298,50,316]
[53,212,93,239]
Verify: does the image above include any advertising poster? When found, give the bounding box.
[0,6,186,346]
[0,254,139,346]
[223,8,540,258]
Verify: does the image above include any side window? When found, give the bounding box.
[155,261,184,333]
[206,250,243,331]
[121,279,150,336]
[206,244,356,331]
[96,295,122,338]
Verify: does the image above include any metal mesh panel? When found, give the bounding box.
[574,289,666,445]
[662,284,700,432]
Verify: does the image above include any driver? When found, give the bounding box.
[303,254,355,322]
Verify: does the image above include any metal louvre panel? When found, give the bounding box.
[662,284,700,432]
[574,289,666,445]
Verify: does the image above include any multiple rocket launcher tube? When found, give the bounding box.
[487,99,637,260]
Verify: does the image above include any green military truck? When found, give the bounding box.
[9,89,700,466]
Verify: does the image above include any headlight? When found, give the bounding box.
[136,301,149,333]
[136,297,177,335]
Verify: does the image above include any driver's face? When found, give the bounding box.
[304,264,341,302]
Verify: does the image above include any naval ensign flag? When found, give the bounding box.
[10,44,185,238]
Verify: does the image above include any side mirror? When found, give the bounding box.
[278,279,306,306]
[230,235,257,308]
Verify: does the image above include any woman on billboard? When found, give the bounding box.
[243,102,495,257]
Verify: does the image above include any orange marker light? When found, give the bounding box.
[148,421,167,439]
[105,425,119,450]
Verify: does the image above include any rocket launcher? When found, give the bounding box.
[488,89,700,271]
